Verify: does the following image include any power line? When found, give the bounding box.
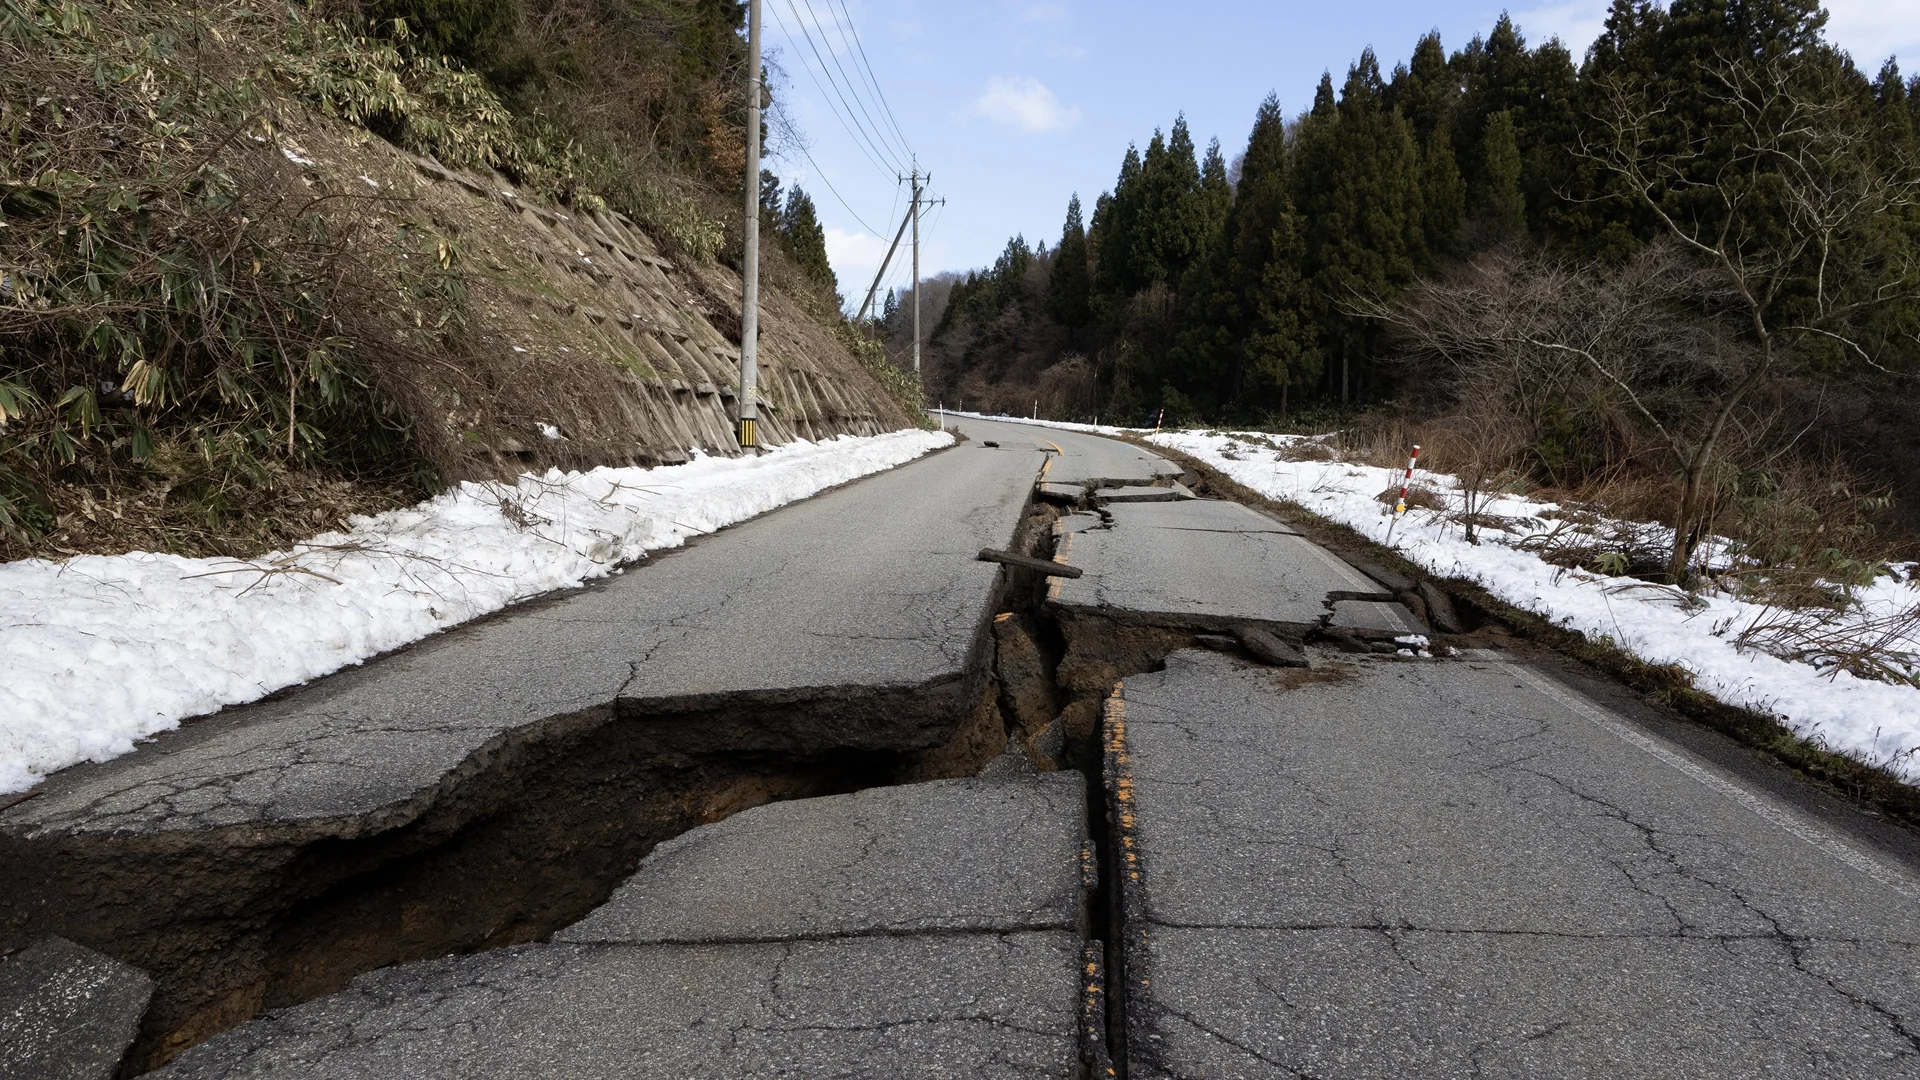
[807,0,913,167]
[771,0,905,178]
[767,7,897,182]
[828,0,915,164]
[794,141,885,238]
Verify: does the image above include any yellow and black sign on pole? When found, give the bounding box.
[736,0,762,450]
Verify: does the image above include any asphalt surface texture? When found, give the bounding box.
[0,936,152,1080]
[152,775,1092,1079]
[1115,649,1920,1079]
[1053,502,1422,634]
[559,773,1089,944]
[3,439,1042,837]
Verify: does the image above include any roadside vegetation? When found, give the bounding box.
[0,0,859,561]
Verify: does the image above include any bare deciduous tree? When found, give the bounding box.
[1582,50,1920,582]
[1373,242,1754,552]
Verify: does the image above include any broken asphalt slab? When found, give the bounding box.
[1111,650,1920,1079]
[2,441,1044,836]
[1051,499,1421,634]
[1090,482,1196,504]
[0,439,1047,1068]
[558,773,1090,943]
[0,936,153,1080]
[153,775,1093,1079]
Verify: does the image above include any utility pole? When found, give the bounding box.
[901,167,944,375]
[910,166,922,374]
[737,0,762,449]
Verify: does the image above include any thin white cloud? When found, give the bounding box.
[825,226,891,295]
[1509,2,1609,51]
[971,75,1081,133]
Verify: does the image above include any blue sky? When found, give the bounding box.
[759,1,1920,303]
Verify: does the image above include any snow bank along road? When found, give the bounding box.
[5,417,1920,1078]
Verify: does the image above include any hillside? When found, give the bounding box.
[0,0,917,562]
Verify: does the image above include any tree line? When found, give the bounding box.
[909,0,1920,440]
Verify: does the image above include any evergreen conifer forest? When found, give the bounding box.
[899,2,1920,541]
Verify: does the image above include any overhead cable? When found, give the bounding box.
[803,0,914,167]
[772,0,906,178]
[828,0,916,164]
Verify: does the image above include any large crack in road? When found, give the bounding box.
[9,417,1920,1079]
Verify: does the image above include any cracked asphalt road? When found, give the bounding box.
[152,775,1092,1079]
[948,415,1182,489]
[954,416,1419,635]
[1118,650,1920,1079]
[1,439,1042,837]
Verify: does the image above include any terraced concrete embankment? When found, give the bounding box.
[0,439,1046,1071]
[255,114,915,474]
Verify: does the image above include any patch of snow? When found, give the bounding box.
[280,145,316,167]
[1151,430,1920,785]
[537,423,564,441]
[0,430,954,794]
[359,175,381,189]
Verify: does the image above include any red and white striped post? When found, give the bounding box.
[1393,444,1422,517]
[1153,407,1165,434]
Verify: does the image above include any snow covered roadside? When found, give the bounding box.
[0,429,953,794]
[1150,429,1920,786]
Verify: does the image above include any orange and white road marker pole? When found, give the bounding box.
[1385,444,1421,545]
[1394,444,1422,517]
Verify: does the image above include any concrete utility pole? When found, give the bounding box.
[737,0,762,449]
[910,166,922,374]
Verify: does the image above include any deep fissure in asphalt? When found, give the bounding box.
[6,543,1041,1074]
[5,454,1474,1078]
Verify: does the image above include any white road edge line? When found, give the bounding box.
[1491,655,1919,900]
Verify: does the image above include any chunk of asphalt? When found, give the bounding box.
[1328,598,1426,635]
[979,547,1084,578]
[1418,579,1466,634]
[1194,633,1240,652]
[1089,481,1196,504]
[0,936,153,1080]
[558,774,1089,944]
[1110,651,1920,1078]
[1234,626,1310,668]
[1322,630,1373,653]
[980,737,1043,779]
[1026,717,1068,770]
[1052,500,1376,631]
[152,934,1084,1080]
[1035,481,1083,503]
